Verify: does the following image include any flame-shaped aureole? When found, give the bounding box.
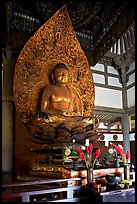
[13,5,95,142]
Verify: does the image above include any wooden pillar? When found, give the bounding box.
[121,66,130,159]
[2,46,16,182]
[121,114,130,159]
[120,37,124,55]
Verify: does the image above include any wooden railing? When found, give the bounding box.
[109,23,135,55]
[2,177,85,202]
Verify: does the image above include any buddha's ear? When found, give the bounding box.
[51,72,55,84]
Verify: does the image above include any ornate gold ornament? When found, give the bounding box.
[13,5,99,143]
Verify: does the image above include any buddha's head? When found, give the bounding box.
[52,63,69,85]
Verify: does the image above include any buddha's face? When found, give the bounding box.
[53,67,69,84]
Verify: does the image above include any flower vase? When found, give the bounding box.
[114,156,121,168]
[124,165,130,189]
[86,168,92,186]
[124,165,130,180]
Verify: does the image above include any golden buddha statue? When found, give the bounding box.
[13,5,100,144]
[40,63,81,118]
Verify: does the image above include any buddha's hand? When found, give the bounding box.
[63,111,81,117]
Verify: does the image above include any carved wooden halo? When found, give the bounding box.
[13,5,95,142]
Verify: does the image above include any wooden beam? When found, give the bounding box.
[93,106,124,116]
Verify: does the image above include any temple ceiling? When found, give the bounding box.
[1,1,135,66]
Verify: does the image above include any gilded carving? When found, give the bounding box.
[13,5,99,143]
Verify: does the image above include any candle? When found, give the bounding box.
[85,139,89,146]
[105,141,109,147]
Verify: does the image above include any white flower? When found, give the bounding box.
[81,145,86,150]
[65,148,71,156]
[108,147,114,154]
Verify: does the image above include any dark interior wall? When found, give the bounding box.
[14,112,43,174]
[15,112,135,174]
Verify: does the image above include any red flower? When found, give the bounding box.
[111,143,130,165]
[74,147,86,162]
[126,150,130,161]
[112,144,124,157]
[74,147,83,154]
[79,152,86,162]
[118,145,124,154]
[86,143,93,155]
[94,149,101,160]
[74,143,101,169]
